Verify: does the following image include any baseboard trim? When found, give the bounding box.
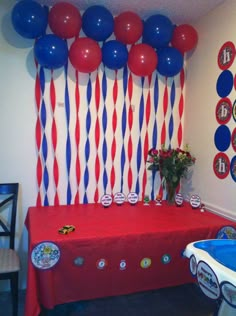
[202,201,236,222]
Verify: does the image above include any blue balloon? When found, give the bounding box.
[11,0,48,39]
[34,35,68,69]
[143,14,174,48]
[102,40,128,70]
[157,47,184,77]
[82,5,114,42]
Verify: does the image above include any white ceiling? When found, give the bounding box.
[35,0,227,24]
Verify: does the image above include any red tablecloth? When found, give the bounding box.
[24,202,236,316]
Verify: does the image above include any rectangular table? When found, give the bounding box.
[24,202,236,316]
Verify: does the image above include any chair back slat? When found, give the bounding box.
[0,183,19,249]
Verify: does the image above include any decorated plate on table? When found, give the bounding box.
[101,194,112,207]
[114,192,126,205]
[190,195,201,209]
[31,241,60,270]
[127,192,138,205]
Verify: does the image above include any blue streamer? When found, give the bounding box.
[64,62,72,204]
[120,66,128,192]
[168,81,175,145]
[83,74,92,203]
[135,77,145,195]
[151,74,159,200]
[39,66,49,205]
[83,167,89,204]
[101,71,108,193]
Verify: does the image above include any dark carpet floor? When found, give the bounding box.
[1,283,221,316]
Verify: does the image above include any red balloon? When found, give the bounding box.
[114,11,143,44]
[69,37,102,73]
[171,24,198,53]
[49,2,82,39]
[128,43,158,77]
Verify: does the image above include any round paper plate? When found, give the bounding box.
[31,241,60,270]
[190,195,201,209]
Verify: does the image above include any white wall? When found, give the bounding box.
[184,0,236,220]
[0,0,38,289]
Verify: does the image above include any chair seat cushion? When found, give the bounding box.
[0,248,20,273]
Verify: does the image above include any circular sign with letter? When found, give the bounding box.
[175,193,184,206]
[216,226,236,239]
[31,241,60,270]
[127,192,138,205]
[233,99,236,122]
[220,281,236,308]
[232,128,236,152]
[114,192,126,205]
[140,257,152,269]
[197,261,220,300]
[101,194,112,207]
[230,156,236,182]
[213,153,230,179]
[217,41,236,70]
[190,195,201,209]
[96,258,108,270]
[215,98,232,124]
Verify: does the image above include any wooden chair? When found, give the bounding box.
[0,183,20,316]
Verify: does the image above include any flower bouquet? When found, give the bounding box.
[147,145,196,203]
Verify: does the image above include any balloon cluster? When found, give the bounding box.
[11,0,198,77]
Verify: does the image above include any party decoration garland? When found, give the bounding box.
[12,0,198,77]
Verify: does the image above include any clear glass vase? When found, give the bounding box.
[166,182,177,205]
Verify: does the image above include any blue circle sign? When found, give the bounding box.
[216,70,233,97]
[230,156,236,182]
[214,125,231,151]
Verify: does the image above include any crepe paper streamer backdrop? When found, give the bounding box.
[127,73,134,191]
[110,70,118,194]
[64,63,72,204]
[120,65,128,193]
[102,70,108,194]
[150,74,159,200]
[40,67,50,206]
[34,63,185,205]
[142,75,152,200]
[136,77,145,195]
[50,71,60,205]
[74,70,81,204]
[83,74,92,203]
[94,71,101,202]
[35,61,43,207]
[177,69,185,147]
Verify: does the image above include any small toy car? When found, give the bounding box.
[58,225,75,234]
